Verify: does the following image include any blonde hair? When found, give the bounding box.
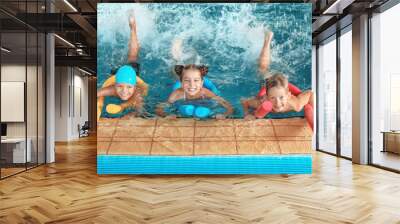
[265,73,288,93]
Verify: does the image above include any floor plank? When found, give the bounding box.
[0,135,400,223]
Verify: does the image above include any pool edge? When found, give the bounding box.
[97,155,312,174]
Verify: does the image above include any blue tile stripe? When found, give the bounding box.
[97,155,312,174]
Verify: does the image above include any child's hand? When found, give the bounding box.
[215,114,226,120]
[244,114,256,120]
[166,114,177,120]
[155,106,164,116]
[134,93,143,103]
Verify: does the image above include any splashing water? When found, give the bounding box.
[98,3,312,118]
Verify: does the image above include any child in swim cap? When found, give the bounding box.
[97,14,147,120]
[241,31,314,130]
[156,64,233,119]
[114,65,137,100]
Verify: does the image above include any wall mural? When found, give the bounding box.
[97,3,313,174]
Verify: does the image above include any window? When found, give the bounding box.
[339,28,352,158]
[317,36,337,154]
[370,3,400,171]
[0,1,47,179]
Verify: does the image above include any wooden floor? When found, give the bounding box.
[1,136,400,223]
[1,167,26,178]
[372,150,400,171]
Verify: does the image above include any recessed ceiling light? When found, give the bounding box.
[1,47,11,53]
[63,0,78,12]
[78,67,93,76]
[54,34,75,48]
[322,0,356,15]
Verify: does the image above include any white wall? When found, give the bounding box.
[1,64,46,164]
[1,65,43,137]
[55,66,69,141]
[54,67,89,141]
[71,72,89,139]
[1,65,26,138]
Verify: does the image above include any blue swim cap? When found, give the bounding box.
[115,65,136,85]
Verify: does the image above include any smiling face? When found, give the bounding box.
[181,69,204,97]
[115,83,135,101]
[267,86,289,112]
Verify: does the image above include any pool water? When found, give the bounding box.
[97,3,312,118]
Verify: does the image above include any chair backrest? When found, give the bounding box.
[82,121,90,129]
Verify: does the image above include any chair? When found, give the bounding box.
[78,121,90,138]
